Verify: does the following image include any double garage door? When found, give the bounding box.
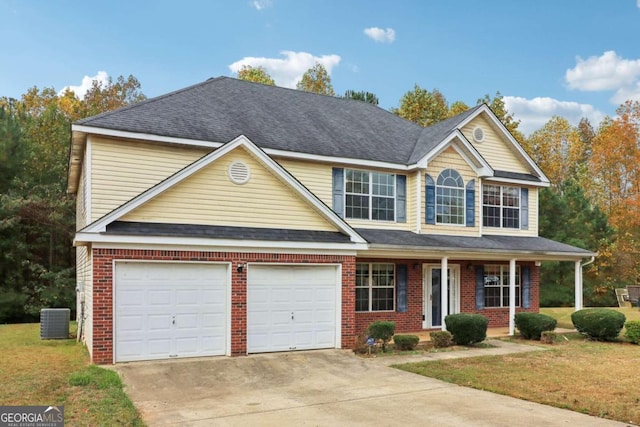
[115,262,338,362]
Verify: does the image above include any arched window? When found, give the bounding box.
[436,169,464,225]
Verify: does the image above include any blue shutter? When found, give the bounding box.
[522,266,531,309]
[332,168,344,218]
[521,188,529,230]
[425,174,435,224]
[465,179,475,227]
[396,175,406,223]
[396,264,408,313]
[475,266,485,310]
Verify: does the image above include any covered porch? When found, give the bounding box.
[354,229,596,336]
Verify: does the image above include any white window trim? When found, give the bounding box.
[355,262,396,312]
[345,169,397,222]
[482,184,521,229]
[435,169,466,226]
[483,265,521,309]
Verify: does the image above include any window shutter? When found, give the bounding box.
[425,174,435,224]
[522,266,531,309]
[332,168,344,218]
[396,264,408,313]
[396,175,406,223]
[521,188,529,230]
[465,179,475,227]
[475,265,485,310]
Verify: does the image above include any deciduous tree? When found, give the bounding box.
[392,84,448,127]
[236,65,276,86]
[296,63,335,96]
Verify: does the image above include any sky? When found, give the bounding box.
[1,0,639,135]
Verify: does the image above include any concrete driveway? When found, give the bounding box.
[114,348,626,426]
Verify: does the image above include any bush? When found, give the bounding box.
[368,321,396,351]
[540,331,557,344]
[444,313,488,345]
[393,334,419,351]
[514,312,557,340]
[353,331,375,355]
[571,308,626,341]
[430,331,453,348]
[625,320,640,344]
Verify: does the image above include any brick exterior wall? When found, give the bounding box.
[90,249,539,364]
[354,259,539,334]
[91,248,355,364]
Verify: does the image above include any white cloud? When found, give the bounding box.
[252,0,272,10]
[229,51,341,88]
[503,96,606,135]
[59,71,109,98]
[566,50,640,91]
[637,0,640,8]
[363,27,396,43]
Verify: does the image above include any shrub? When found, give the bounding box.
[625,320,640,344]
[444,313,488,345]
[353,331,373,354]
[514,312,557,340]
[430,331,453,348]
[393,334,420,351]
[368,321,396,351]
[571,308,626,341]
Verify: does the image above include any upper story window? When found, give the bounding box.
[483,184,520,228]
[436,169,464,225]
[345,169,395,221]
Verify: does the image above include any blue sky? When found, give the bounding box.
[1,0,639,134]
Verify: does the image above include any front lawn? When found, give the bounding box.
[541,306,640,329]
[0,323,144,426]
[395,327,640,424]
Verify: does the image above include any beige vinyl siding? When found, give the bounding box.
[76,246,92,355]
[277,158,333,205]
[121,147,338,231]
[76,157,88,230]
[461,115,531,174]
[90,136,210,221]
[421,147,480,236]
[482,185,538,237]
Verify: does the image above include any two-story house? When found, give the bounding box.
[67,77,594,364]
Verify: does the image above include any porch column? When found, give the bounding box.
[575,260,583,310]
[509,258,516,336]
[441,257,448,331]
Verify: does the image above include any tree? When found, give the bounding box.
[236,65,276,86]
[0,74,147,322]
[477,92,523,141]
[392,84,449,127]
[296,63,335,96]
[343,90,379,105]
[448,100,469,117]
[522,116,585,187]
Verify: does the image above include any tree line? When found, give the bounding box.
[1,64,636,321]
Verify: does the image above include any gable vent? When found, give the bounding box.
[228,161,250,184]
[473,127,485,143]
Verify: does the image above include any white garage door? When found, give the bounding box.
[247,264,338,353]
[115,262,228,362]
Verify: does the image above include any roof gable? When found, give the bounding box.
[81,135,366,244]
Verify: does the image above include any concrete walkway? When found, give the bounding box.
[114,340,628,427]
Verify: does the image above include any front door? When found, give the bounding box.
[423,265,460,329]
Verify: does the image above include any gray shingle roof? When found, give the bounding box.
[106,221,353,243]
[76,77,490,166]
[355,228,595,257]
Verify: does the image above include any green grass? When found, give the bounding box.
[0,323,144,426]
[395,312,640,425]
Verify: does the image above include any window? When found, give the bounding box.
[483,265,520,308]
[356,263,395,312]
[436,169,465,225]
[483,184,520,228]
[345,170,395,221]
